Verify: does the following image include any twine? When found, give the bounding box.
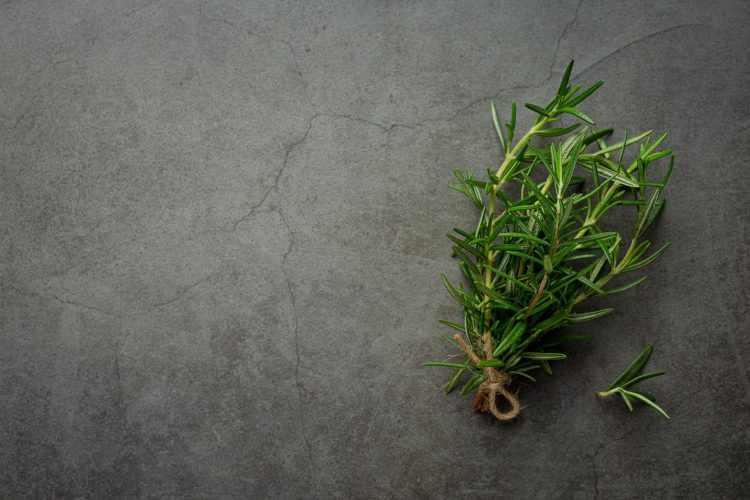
[453,332,521,421]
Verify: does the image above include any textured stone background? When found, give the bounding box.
[1,0,748,498]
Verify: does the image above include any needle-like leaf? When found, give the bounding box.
[621,390,670,420]
[620,371,666,389]
[598,345,669,419]
[606,344,654,390]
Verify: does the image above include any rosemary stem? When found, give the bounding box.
[482,119,551,328]
[495,120,548,180]
[571,236,641,306]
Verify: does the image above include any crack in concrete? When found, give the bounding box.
[196,1,548,132]
[228,116,317,232]
[92,0,162,43]
[548,0,585,79]
[134,274,214,316]
[48,292,121,318]
[37,273,214,318]
[112,339,124,410]
[572,23,704,78]
[278,207,317,488]
[207,110,413,236]
[588,454,600,499]
[320,22,704,131]
[197,2,307,92]
[587,426,638,499]
[409,21,706,131]
[27,58,77,79]
[318,112,415,133]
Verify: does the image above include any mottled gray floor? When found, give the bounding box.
[1,0,749,498]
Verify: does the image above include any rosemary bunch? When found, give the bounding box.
[424,61,675,421]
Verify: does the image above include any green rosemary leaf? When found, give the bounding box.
[574,169,619,202]
[522,352,567,361]
[634,189,662,239]
[540,360,553,375]
[491,243,526,253]
[577,159,640,188]
[574,274,605,294]
[460,373,487,395]
[508,370,537,382]
[473,282,520,310]
[444,367,465,394]
[500,232,550,247]
[621,242,671,272]
[621,390,670,419]
[524,102,551,117]
[491,101,507,152]
[619,390,635,411]
[534,124,581,137]
[477,359,505,368]
[446,233,483,259]
[440,273,479,312]
[442,335,465,350]
[452,227,475,239]
[585,130,652,157]
[618,130,630,166]
[508,204,543,212]
[543,255,554,274]
[662,155,675,185]
[488,268,535,293]
[506,250,545,266]
[517,173,556,212]
[558,107,595,125]
[637,391,656,402]
[561,129,588,162]
[465,178,489,189]
[569,231,619,245]
[494,322,526,357]
[606,344,654,390]
[600,275,648,296]
[641,132,669,158]
[567,308,614,322]
[564,80,604,108]
[620,371,666,390]
[438,319,466,333]
[512,362,542,373]
[645,149,672,163]
[421,362,475,370]
[582,128,613,146]
[507,101,517,144]
[558,60,575,95]
[564,84,581,100]
[525,297,555,318]
[563,253,597,263]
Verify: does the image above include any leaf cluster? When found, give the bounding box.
[425,61,674,408]
[598,344,669,419]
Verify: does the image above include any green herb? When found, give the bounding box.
[597,343,670,419]
[422,61,675,421]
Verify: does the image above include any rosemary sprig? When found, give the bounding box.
[597,344,670,420]
[423,61,675,421]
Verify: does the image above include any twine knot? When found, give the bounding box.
[453,332,521,421]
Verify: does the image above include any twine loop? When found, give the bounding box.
[453,332,521,421]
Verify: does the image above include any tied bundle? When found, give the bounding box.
[423,61,675,421]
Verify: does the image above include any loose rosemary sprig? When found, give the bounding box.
[423,61,675,421]
[597,343,669,419]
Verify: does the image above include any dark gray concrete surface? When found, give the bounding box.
[1,0,749,498]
